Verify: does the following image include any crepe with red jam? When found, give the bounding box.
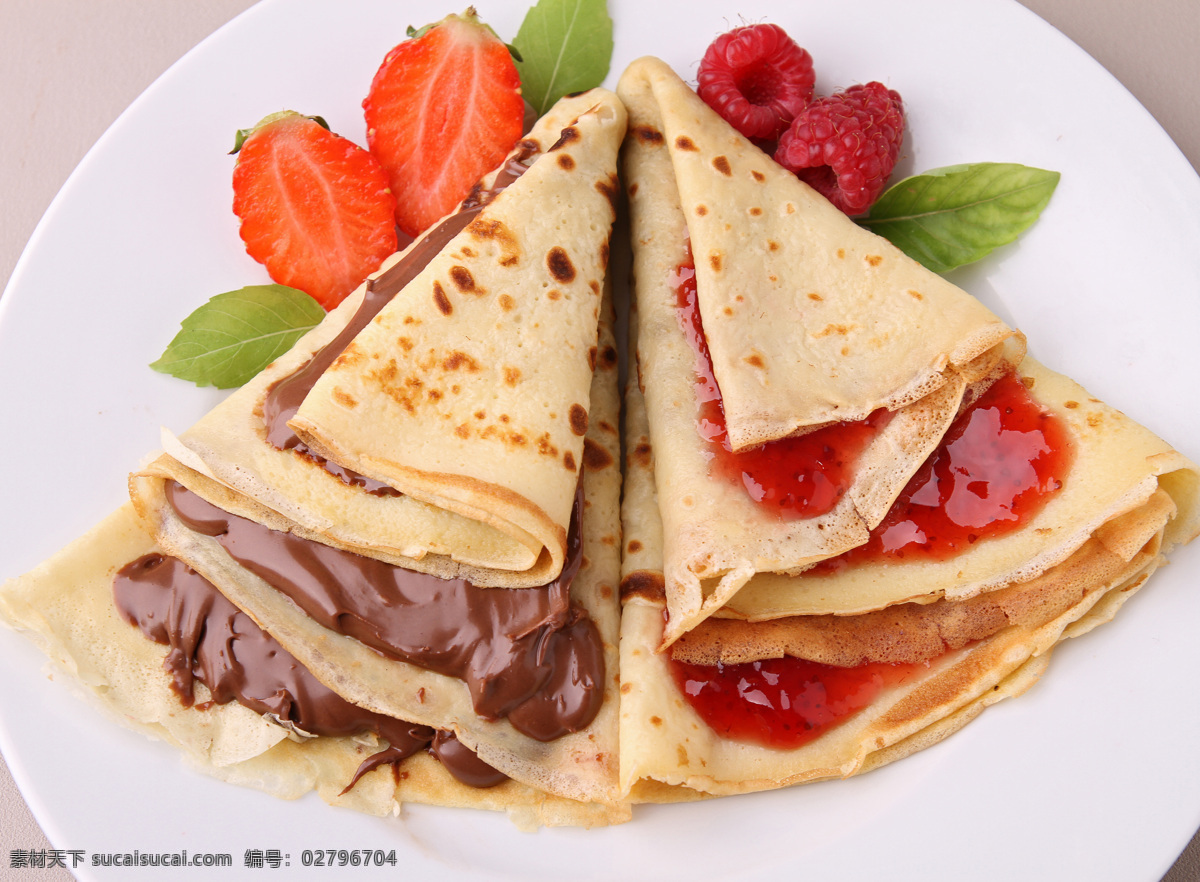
[618,313,1198,799]
[617,57,1020,645]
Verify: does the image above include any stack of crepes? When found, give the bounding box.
[0,90,631,829]
[615,57,1200,801]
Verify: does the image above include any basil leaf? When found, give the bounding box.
[859,162,1060,273]
[513,0,613,117]
[151,284,324,389]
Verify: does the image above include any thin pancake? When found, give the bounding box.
[144,90,625,588]
[722,358,1200,620]
[619,57,1013,451]
[0,504,627,829]
[618,57,1020,645]
[131,290,625,808]
[290,91,626,586]
[618,547,1162,799]
[669,492,1174,667]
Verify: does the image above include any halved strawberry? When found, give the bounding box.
[232,111,398,310]
[364,9,524,238]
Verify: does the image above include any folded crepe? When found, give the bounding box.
[142,88,626,589]
[131,286,625,809]
[0,504,626,830]
[619,552,1163,799]
[118,90,628,810]
[617,346,1198,798]
[617,58,1020,643]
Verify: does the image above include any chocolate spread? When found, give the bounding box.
[163,480,604,742]
[113,553,505,791]
[261,142,539,485]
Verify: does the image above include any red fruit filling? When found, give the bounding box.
[673,252,889,519]
[670,651,923,749]
[814,371,1074,574]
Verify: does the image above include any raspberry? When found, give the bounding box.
[774,82,905,216]
[697,24,815,141]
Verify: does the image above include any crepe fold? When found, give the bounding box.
[102,91,629,814]
[618,550,1162,800]
[621,345,1200,626]
[618,358,1193,798]
[618,58,1020,645]
[0,505,626,830]
[140,89,626,589]
[619,57,1013,452]
[130,286,626,810]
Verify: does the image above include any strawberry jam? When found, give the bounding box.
[818,371,1073,571]
[674,258,888,519]
[669,653,921,749]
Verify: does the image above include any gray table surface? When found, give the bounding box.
[1,2,1197,879]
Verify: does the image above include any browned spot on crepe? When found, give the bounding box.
[815,323,855,338]
[596,173,620,210]
[549,126,580,150]
[449,265,477,293]
[547,246,577,283]
[442,352,480,372]
[432,281,453,316]
[569,403,589,436]
[620,569,666,602]
[630,440,653,468]
[583,437,613,470]
[634,126,663,146]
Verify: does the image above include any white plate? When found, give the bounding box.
[2,0,1198,879]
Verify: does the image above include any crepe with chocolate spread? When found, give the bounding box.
[618,58,1020,644]
[617,351,1197,798]
[119,91,628,809]
[131,284,625,811]
[139,89,626,589]
[0,504,626,829]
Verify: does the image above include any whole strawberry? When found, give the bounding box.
[232,111,398,310]
[364,9,525,238]
[775,82,905,216]
[697,23,815,142]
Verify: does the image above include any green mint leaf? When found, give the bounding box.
[151,285,325,389]
[512,0,613,117]
[859,162,1060,273]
